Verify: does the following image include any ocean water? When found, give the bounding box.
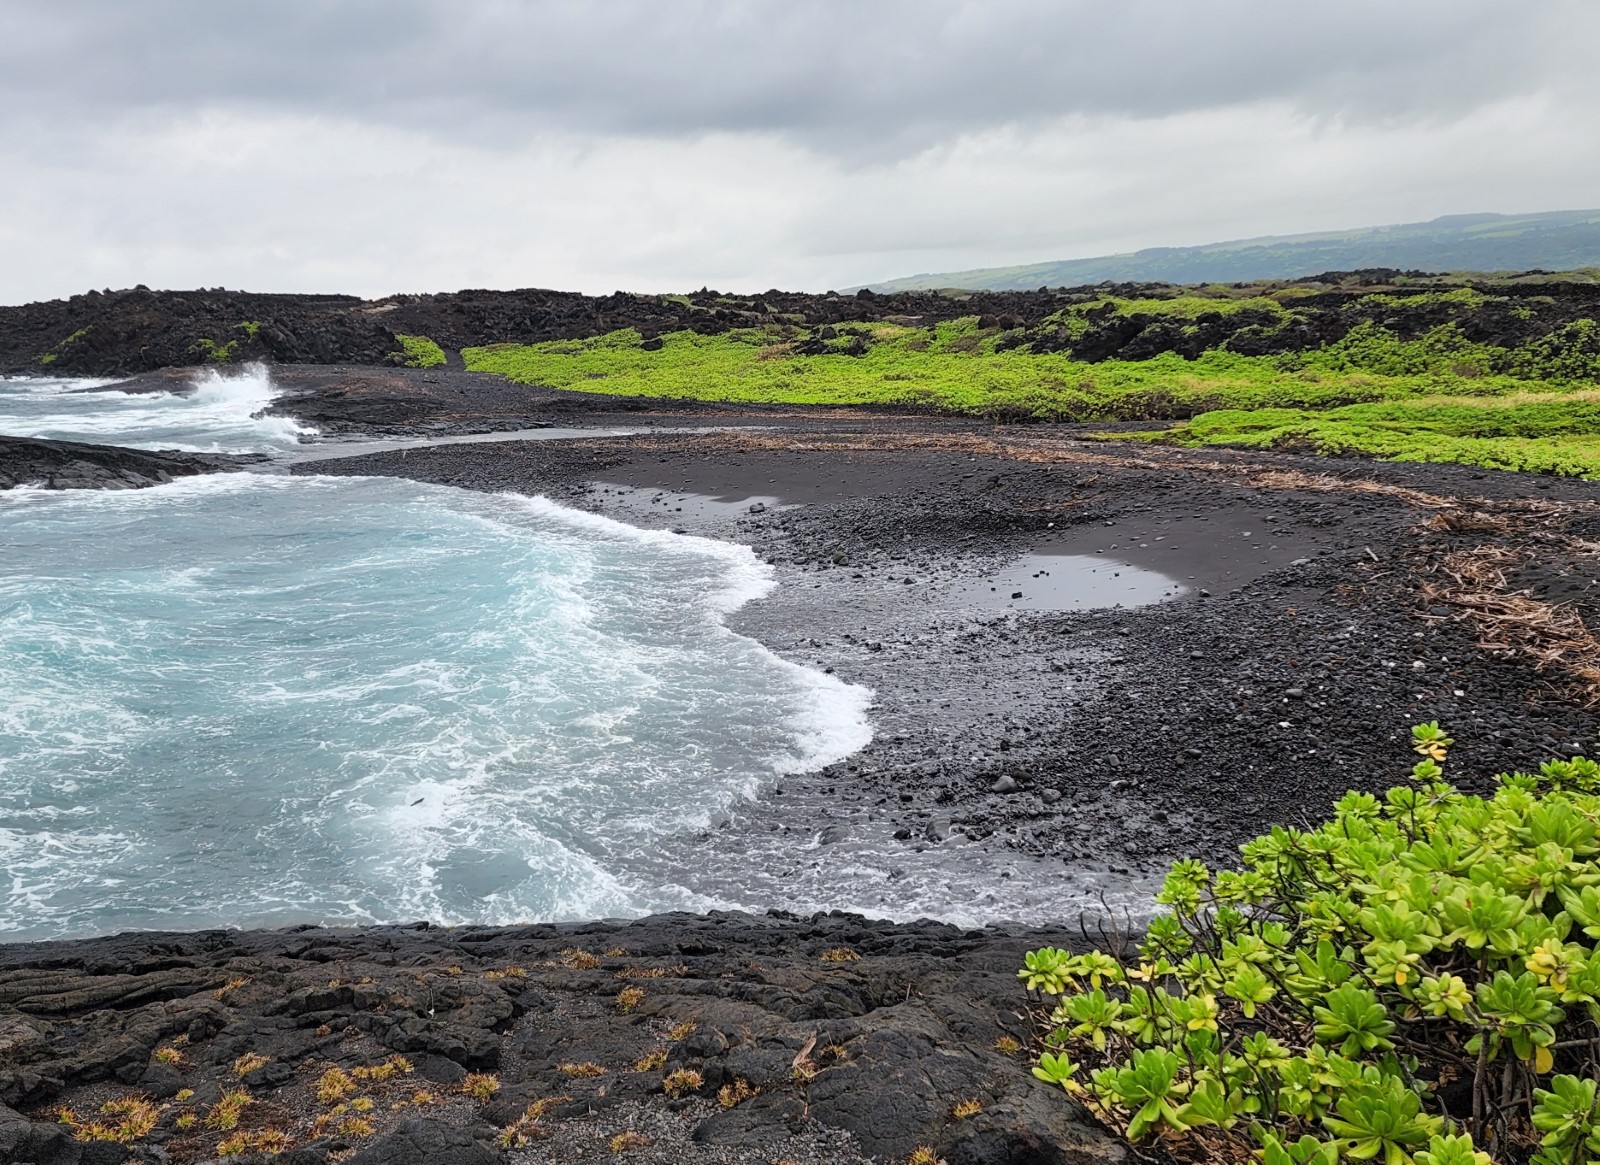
[0,373,872,938]
[0,365,315,452]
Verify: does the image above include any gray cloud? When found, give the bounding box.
[2,0,1588,155]
[0,1,1594,302]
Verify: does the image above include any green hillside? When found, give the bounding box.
[865,210,1600,292]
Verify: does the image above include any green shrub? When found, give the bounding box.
[1160,400,1600,479]
[393,334,447,368]
[191,337,238,364]
[1022,725,1600,1165]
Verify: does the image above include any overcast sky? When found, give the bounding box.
[2,0,1595,302]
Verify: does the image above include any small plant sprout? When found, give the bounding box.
[559,1061,606,1079]
[951,1099,983,1120]
[339,1116,376,1138]
[993,1035,1023,1055]
[213,976,251,1000]
[203,1091,253,1131]
[65,1096,161,1145]
[820,947,861,963]
[216,1129,291,1157]
[662,1068,703,1098]
[718,1078,758,1108]
[174,1088,194,1102]
[153,1045,185,1066]
[175,1113,197,1130]
[907,1147,946,1165]
[462,1073,500,1101]
[633,1048,668,1072]
[231,1052,269,1077]
[352,1054,414,1081]
[617,985,646,1012]
[610,1131,652,1153]
[315,1066,357,1104]
[498,1096,571,1148]
[666,1020,698,1041]
[557,948,602,970]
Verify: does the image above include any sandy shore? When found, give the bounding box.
[287,365,1599,914]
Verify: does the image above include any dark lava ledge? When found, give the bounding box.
[0,436,263,492]
[0,914,1123,1165]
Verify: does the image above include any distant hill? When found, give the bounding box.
[863,210,1600,292]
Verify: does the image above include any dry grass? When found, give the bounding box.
[461,1072,500,1100]
[617,985,646,1012]
[498,1096,570,1148]
[314,1067,356,1105]
[216,1130,291,1156]
[230,1052,269,1077]
[1421,546,1600,705]
[203,1091,252,1131]
[819,946,861,963]
[633,1048,668,1072]
[352,1054,413,1082]
[662,1068,703,1097]
[610,1131,653,1153]
[559,1061,607,1079]
[718,1078,758,1108]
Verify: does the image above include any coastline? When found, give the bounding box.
[3,362,1598,1162]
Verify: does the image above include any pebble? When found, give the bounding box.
[990,775,1019,793]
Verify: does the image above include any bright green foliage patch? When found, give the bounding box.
[191,337,238,364]
[1158,399,1600,479]
[463,325,1586,420]
[393,334,447,368]
[1022,727,1600,1165]
[463,289,1600,477]
[38,326,92,365]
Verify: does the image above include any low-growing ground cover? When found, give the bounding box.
[392,333,447,367]
[462,287,1600,477]
[1022,727,1600,1165]
[1153,396,1600,479]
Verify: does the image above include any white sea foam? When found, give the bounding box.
[0,470,875,938]
[0,364,315,452]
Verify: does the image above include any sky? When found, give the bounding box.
[2,0,1596,303]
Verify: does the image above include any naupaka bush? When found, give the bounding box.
[1023,725,1600,1165]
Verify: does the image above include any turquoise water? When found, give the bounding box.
[0,375,872,938]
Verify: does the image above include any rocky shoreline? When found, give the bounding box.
[0,435,262,491]
[0,914,1121,1165]
[2,361,1598,1163]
